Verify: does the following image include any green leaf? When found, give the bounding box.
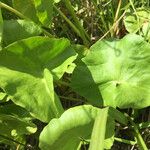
[124,8,150,40]
[0,8,3,50]
[54,0,61,3]
[71,34,150,108]
[0,104,37,138]
[89,107,109,150]
[0,92,6,101]
[34,0,53,27]
[109,107,128,125]
[2,19,42,46]
[39,105,115,150]
[12,0,39,23]
[12,0,54,27]
[0,37,76,122]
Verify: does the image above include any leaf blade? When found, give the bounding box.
[0,37,76,122]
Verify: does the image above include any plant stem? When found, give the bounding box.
[55,80,70,87]
[0,2,28,19]
[53,5,81,38]
[0,2,53,38]
[129,0,140,31]
[0,134,25,147]
[114,137,136,145]
[99,10,126,41]
[113,0,122,35]
[92,0,109,33]
[63,0,90,46]
[126,114,148,150]
[59,95,85,102]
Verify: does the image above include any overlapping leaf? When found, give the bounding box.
[34,0,53,27]
[12,0,39,23]
[71,34,150,108]
[2,19,42,46]
[124,8,150,40]
[13,0,53,27]
[0,37,76,122]
[39,105,115,150]
[0,104,37,138]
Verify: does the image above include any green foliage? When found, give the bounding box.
[2,19,42,46]
[39,105,115,150]
[0,104,37,136]
[12,0,53,27]
[71,34,150,109]
[124,8,150,40]
[0,0,149,150]
[0,37,76,122]
[0,104,37,147]
[12,0,39,23]
[89,107,113,150]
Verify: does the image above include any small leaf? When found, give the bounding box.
[0,37,76,122]
[71,34,150,108]
[2,19,42,46]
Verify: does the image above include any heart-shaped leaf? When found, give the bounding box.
[71,34,150,108]
[39,105,115,150]
[0,37,76,122]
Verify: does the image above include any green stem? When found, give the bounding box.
[129,0,140,29]
[114,137,136,146]
[113,0,122,35]
[55,80,70,87]
[0,2,53,38]
[53,5,81,38]
[126,114,148,150]
[59,95,85,102]
[0,134,25,147]
[63,0,90,46]
[0,2,28,19]
[99,10,126,41]
[92,0,109,33]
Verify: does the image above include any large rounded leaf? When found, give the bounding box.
[0,37,76,122]
[71,34,150,108]
[39,105,115,150]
